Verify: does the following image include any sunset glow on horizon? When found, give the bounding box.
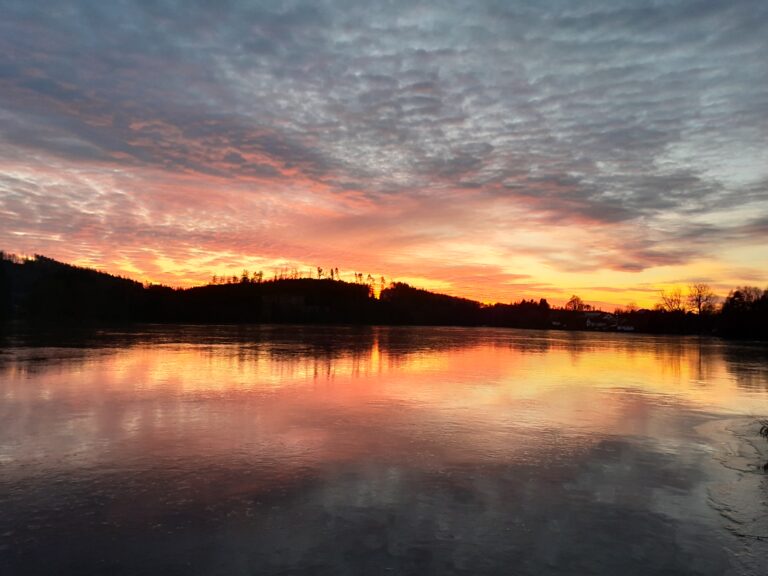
[1,1,767,309]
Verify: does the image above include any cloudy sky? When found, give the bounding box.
[1,0,766,307]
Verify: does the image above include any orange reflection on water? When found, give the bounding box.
[2,328,767,480]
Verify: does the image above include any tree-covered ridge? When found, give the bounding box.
[1,252,766,339]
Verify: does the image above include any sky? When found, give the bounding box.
[1,0,767,308]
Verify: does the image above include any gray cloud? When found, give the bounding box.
[0,0,767,279]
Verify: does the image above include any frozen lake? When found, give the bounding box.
[1,325,767,575]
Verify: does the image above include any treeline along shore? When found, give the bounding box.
[1,252,766,339]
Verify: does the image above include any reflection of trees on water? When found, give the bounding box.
[722,343,768,391]
[376,327,553,358]
[1,325,555,377]
[3,325,767,392]
[644,338,712,383]
[548,333,727,385]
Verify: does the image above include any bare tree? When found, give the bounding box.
[659,288,684,312]
[686,283,717,315]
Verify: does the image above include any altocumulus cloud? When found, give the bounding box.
[0,0,766,303]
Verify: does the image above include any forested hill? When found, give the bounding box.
[1,253,766,338]
[0,254,144,322]
[0,254,550,327]
[0,253,375,324]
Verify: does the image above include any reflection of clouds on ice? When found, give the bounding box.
[0,433,740,575]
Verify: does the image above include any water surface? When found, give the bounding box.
[1,326,768,575]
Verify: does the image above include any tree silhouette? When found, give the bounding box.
[686,283,716,315]
[658,288,684,312]
[720,286,768,338]
[565,295,586,312]
[732,286,763,305]
[3,250,767,339]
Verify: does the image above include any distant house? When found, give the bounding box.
[585,311,616,330]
